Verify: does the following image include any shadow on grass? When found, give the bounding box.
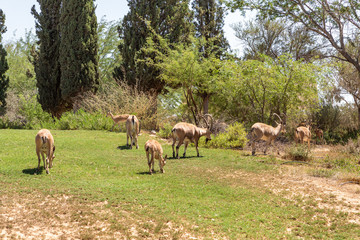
[22,167,43,175]
[117,145,131,150]
[167,155,204,160]
[137,171,164,175]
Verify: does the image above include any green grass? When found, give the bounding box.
[0,129,359,239]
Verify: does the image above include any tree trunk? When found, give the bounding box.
[202,93,210,115]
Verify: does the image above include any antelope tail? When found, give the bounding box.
[41,136,48,144]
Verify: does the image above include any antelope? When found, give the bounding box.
[314,128,325,144]
[250,113,285,156]
[145,139,167,174]
[295,123,312,149]
[126,115,140,149]
[107,110,129,132]
[35,129,55,174]
[171,114,213,159]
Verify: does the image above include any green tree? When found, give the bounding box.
[32,0,99,118]
[232,18,324,61]
[113,0,193,95]
[213,55,321,125]
[97,17,122,90]
[5,31,36,93]
[142,36,224,125]
[192,0,229,114]
[0,9,9,113]
[59,0,99,104]
[32,0,64,118]
[227,0,360,126]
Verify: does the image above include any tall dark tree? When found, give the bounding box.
[32,0,99,118]
[59,0,99,102]
[113,0,193,95]
[31,0,65,118]
[192,0,229,114]
[0,9,9,114]
[192,0,229,58]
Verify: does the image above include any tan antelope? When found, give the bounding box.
[171,114,213,159]
[250,113,286,155]
[295,123,312,149]
[107,110,130,132]
[35,129,55,174]
[145,139,167,174]
[314,128,325,144]
[126,115,140,149]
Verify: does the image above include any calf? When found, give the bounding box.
[145,139,167,174]
[35,129,55,174]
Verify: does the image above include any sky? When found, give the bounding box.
[0,0,243,54]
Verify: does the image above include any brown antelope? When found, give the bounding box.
[145,139,167,174]
[35,129,55,174]
[314,128,325,144]
[107,110,130,132]
[171,114,214,159]
[126,115,140,149]
[295,124,312,149]
[250,113,286,155]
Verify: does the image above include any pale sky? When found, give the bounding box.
[0,0,243,54]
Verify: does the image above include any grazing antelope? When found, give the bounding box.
[314,128,325,144]
[145,139,167,174]
[171,114,213,159]
[35,129,55,174]
[107,110,130,132]
[250,113,285,156]
[295,124,312,149]
[126,115,140,149]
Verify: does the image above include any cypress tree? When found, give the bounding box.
[113,0,193,94]
[192,0,229,58]
[32,0,99,118]
[31,0,66,118]
[59,0,99,101]
[0,9,9,113]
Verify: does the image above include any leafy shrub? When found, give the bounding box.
[199,122,248,149]
[158,123,173,139]
[285,144,311,161]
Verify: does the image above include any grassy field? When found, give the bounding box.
[0,129,360,239]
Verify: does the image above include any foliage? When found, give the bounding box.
[32,0,99,118]
[4,32,36,94]
[192,0,229,58]
[113,0,193,94]
[97,17,122,90]
[199,122,248,149]
[232,17,324,61]
[213,54,321,125]
[142,36,226,124]
[0,9,9,113]
[157,123,174,139]
[226,0,360,127]
[31,1,65,118]
[59,0,99,103]
[285,144,311,161]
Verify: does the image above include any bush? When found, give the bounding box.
[158,123,173,139]
[199,122,248,149]
[285,144,311,161]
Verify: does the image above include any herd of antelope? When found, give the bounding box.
[35,111,325,175]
